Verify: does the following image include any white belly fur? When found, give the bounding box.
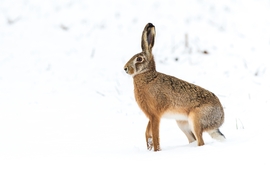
[161,112,188,121]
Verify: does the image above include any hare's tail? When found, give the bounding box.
[208,129,225,141]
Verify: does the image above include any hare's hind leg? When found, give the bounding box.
[188,112,205,146]
[176,120,196,143]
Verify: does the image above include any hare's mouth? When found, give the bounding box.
[124,67,128,73]
[124,66,134,75]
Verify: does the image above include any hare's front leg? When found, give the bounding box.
[145,118,161,151]
[152,124,161,151]
[145,121,153,150]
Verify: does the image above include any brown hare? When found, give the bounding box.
[124,23,225,151]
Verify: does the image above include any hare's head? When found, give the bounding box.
[124,23,156,77]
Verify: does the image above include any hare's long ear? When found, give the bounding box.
[141,23,155,55]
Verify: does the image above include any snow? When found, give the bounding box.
[1,0,270,179]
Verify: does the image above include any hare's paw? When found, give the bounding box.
[154,146,161,152]
[147,138,153,151]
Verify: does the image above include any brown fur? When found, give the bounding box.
[124,23,225,151]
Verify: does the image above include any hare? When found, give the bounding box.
[124,23,225,151]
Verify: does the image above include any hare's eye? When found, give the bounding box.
[136,57,143,62]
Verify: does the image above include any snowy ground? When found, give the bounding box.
[1,0,270,179]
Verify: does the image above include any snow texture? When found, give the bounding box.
[1,0,270,179]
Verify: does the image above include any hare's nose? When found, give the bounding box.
[124,67,128,73]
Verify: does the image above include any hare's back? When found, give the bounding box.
[154,72,204,94]
[152,72,220,105]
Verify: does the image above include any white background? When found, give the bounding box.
[1,0,270,179]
